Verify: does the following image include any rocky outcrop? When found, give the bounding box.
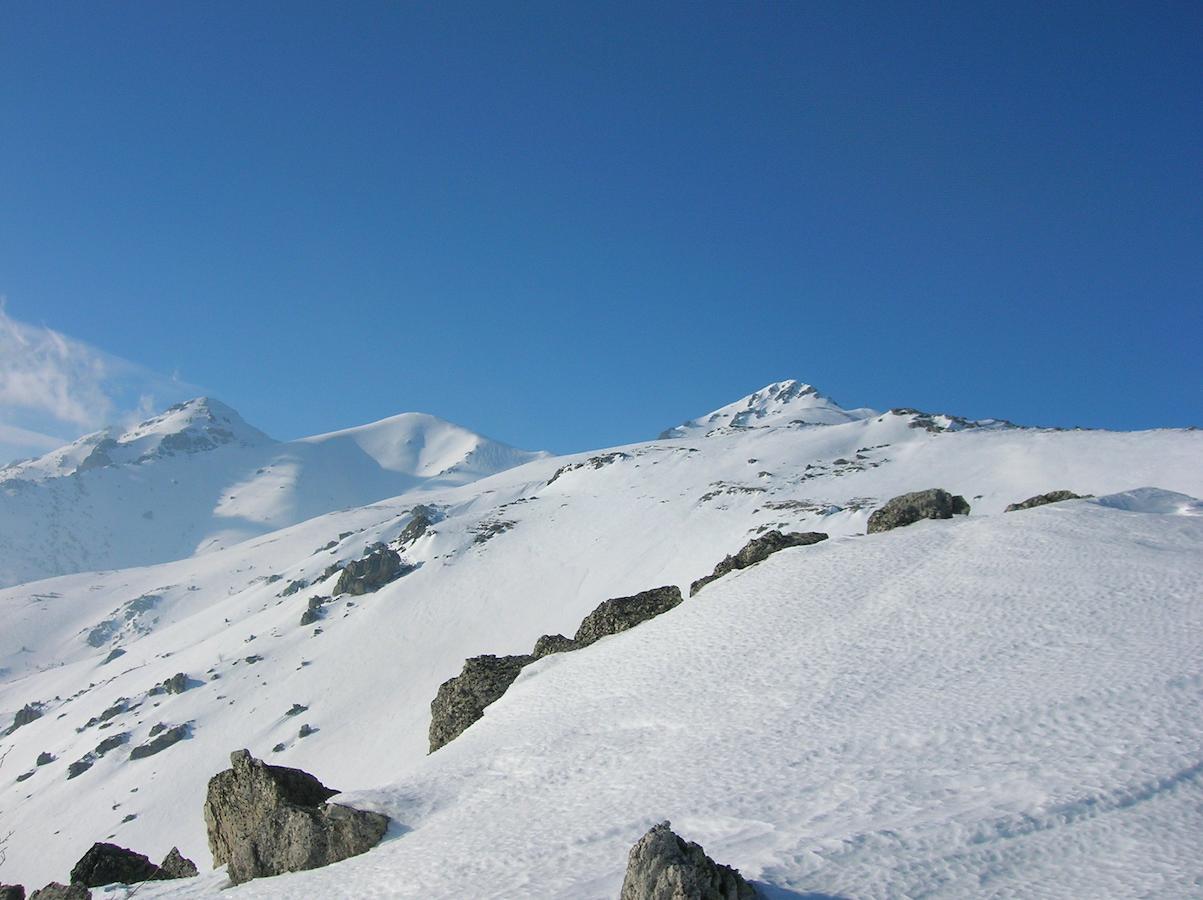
[531,633,578,658]
[428,654,533,752]
[157,847,198,879]
[690,530,828,596]
[573,586,683,647]
[332,546,413,596]
[28,885,88,900]
[620,822,757,900]
[0,885,25,900]
[866,488,970,534]
[1005,490,1088,512]
[129,724,189,760]
[398,506,437,544]
[203,749,388,885]
[69,842,161,887]
[299,596,326,626]
[5,703,43,736]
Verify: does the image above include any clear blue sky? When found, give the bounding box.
[1,1,1199,455]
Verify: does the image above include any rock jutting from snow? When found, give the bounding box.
[157,847,198,879]
[299,596,326,626]
[689,530,828,596]
[5,703,43,736]
[332,546,413,596]
[531,633,579,658]
[398,505,437,544]
[28,885,89,900]
[69,842,162,887]
[428,654,534,753]
[620,821,758,900]
[866,488,971,534]
[203,749,389,885]
[129,724,189,760]
[1004,490,1089,512]
[0,884,25,900]
[573,586,684,648]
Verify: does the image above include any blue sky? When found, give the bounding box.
[1,1,1199,459]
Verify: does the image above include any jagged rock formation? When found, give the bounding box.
[398,505,437,543]
[68,842,161,887]
[866,488,970,534]
[129,724,189,760]
[429,654,533,752]
[5,703,42,736]
[332,546,413,596]
[299,596,326,626]
[573,586,683,647]
[620,822,757,899]
[28,885,88,900]
[203,749,389,885]
[690,530,828,596]
[0,885,25,900]
[1005,490,1088,512]
[532,633,578,658]
[157,847,198,879]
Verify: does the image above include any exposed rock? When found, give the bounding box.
[129,724,189,760]
[620,822,757,900]
[299,597,325,627]
[157,847,198,879]
[690,530,828,596]
[69,842,161,887]
[286,703,309,717]
[573,586,684,648]
[162,673,189,694]
[36,752,54,766]
[5,703,43,736]
[398,505,437,543]
[94,732,129,756]
[203,749,389,885]
[428,654,533,752]
[1005,490,1089,512]
[66,758,94,779]
[866,488,970,534]
[280,578,309,597]
[0,884,25,900]
[332,547,412,596]
[101,649,125,665]
[28,884,89,900]
[531,633,578,659]
[298,724,315,738]
[15,770,33,782]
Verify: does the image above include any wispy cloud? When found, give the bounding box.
[0,299,201,464]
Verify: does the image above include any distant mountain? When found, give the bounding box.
[0,398,545,587]
[659,379,878,437]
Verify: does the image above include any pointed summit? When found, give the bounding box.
[660,379,877,438]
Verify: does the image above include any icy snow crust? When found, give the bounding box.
[0,390,1200,895]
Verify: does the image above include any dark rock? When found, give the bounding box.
[866,488,970,534]
[573,586,684,647]
[272,742,286,753]
[690,530,828,596]
[28,884,89,900]
[101,649,125,665]
[280,578,309,597]
[620,822,757,900]
[148,722,166,737]
[162,673,188,694]
[203,749,389,885]
[94,732,129,756]
[157,847,198,879]
[0,884,25,900]
[299,597,325,627]
[1005,490,1089,513]
[5,703,43,736]
[66,758,94,779]
[531,634,578,659]
[398,505,437,544]
[332,547,412,596]
[428,654,533,752]
[69,841,161,887]
[15,770,33,782]
[286,704,309,717]
[244,655,263,664]
[36,751,54,766]
[298,724,315,738]
[129,724,189,760]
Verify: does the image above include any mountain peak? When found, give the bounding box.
[660,379,877,438]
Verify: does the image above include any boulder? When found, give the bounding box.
[299,597,325,626]
[5,703,43,736]
[428,654,533,752]
[620,822,757,900]
[28,885,88,900]
[36,752,55,766]
[866,488,970,534]
[573,586,684,648]
[1005,490,1088,512]
[332,547,413,596]
[203,749,388,885]
[162,673,189,694]
[69,842,161,887]
[690,530,828,596]
[531,633,579,658]
[0,885,25,900]
[157,847,198,879]
[129,724,189,760]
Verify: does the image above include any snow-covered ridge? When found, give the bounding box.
[660,379,878,437]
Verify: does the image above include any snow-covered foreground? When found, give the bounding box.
[123,492,1203,898]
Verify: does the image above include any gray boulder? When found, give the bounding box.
[299,597,325,626]
[29,885,88,900]
[1005,490,1088,512]
[0,885,24,900]
[69,842,161,886]
[157,847,198,879]
[690,530,828,596]
[428,654,533,752]
[398,506,437,544]
[5,703,43,736]
[332,547,413,596]
[203,749,388,885]
[620,822,757,900]
[130,724,189,760]
[532,634,578,658]
[866,488,970,534]
[573,586,683,648]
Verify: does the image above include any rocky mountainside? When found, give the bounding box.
[0,399,545,588]
[0,381,1200,896]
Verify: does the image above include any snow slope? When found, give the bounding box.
[0,383,1200,894]
[660,379,878,436]
[0,399,545,588]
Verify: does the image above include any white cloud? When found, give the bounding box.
[0,300,202,463]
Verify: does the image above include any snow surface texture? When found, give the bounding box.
[0,382,1200,896]
[0,398,545,587]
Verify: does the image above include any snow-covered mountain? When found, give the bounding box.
[0,399,546,588]
[0,381,1200,896]
[660,379,878,437]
